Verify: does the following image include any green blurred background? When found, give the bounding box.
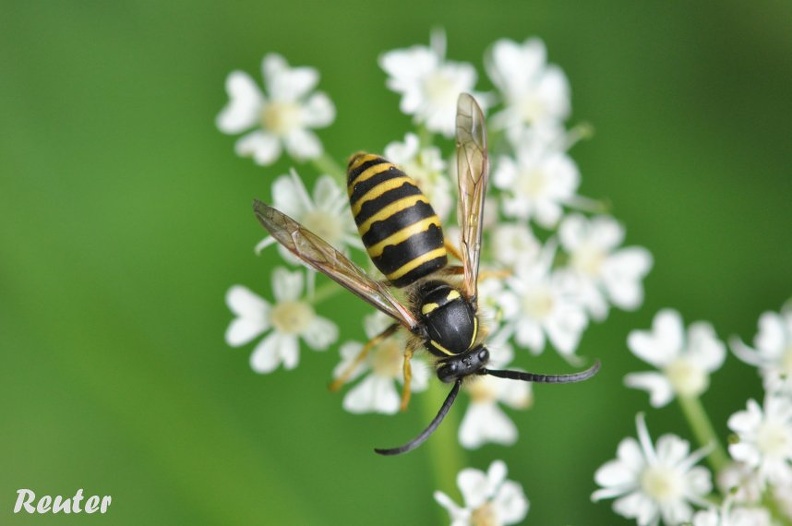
[3,1,792,524]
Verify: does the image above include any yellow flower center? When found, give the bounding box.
[640,465,684,504]
[757,421,792,458]
[371,339,404,377]
[301,210,344,247]
[261,101,301,136]
[664,358,708,397]
[516,168,546,199]
[571,244,606,277]
[471,501,498,526]
[517,93,542,124]
[270,300,314,334]
[467,377,498,404]
[423,72,456,106]
[521,287,554,319]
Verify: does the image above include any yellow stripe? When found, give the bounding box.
[429,339,454,356]
[386,247,446,282]
[470,317,478,348]
[351,176,414,216]
[421,302,439,315]
[357,195,429,236]
[349,158,395,187]
[348,153,378,173]
[367,216,441,258]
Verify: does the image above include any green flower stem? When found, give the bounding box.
[417,124,434,149]
[311,153,346,186]
[762,492,792,526]
[421,380,466,506]
[677,395,729,473]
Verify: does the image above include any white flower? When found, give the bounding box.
[458,343,532,449]
[383,132,453,221]
[502,245,588,359]
[225,267,338,373]
[485,38,570,143]
[216,53,335,165]
[592,413,713,526]
[434,460,529,526]
[717,462,763,504]
[728,395,792,487]
[255,169,361,257]
[332,312,428,414]
[559,214,653,321]
[492,140,580,229]
[380,30,481,137]
[490,222,541,269]
[476,277,520,339]
[625,309,726,407]
[731,302,792,395]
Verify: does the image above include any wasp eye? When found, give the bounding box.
[437,361,459,383]
[478,348,489,363]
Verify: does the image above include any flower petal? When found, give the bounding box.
[216,71,263,134]
[272,267,303,302]
[250,333,286,373]
[459,403,518,449]
[284,128,322,160]
[301,92,335,128]
[343,375,399,414]
[225,285,271,346]
[624,371,674,408]
[234,130,281,165]
[302,315,338,350]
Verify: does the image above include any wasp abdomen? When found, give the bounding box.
[347,153,447,288]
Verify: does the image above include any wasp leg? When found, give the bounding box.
[444,239,465,262]
[399,343,417,411]
[329,323,401,392]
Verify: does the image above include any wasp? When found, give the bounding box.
[253,93,600,455]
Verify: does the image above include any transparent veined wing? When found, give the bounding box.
[455,93,489,304]
[253,200,419,330]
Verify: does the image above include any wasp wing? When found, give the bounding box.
[253,200,419,330]
[455,93,489,304]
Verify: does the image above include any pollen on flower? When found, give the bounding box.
[521,287,554,319]
[470,501,497,526]
[261,101,302,136]
[467,376,499,404]
[664,357,708,397]
[270,300,315,334]
[371,339,404,377]
[640,465,684,504]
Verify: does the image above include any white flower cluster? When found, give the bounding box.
[592,304,792,525]
[219,31,654,525]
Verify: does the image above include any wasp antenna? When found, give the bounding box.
[374,379,463,456]
[481,360,601,384]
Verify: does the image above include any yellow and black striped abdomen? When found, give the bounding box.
[347,153,447,288]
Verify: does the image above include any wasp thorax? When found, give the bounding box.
[417,281,477,357]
